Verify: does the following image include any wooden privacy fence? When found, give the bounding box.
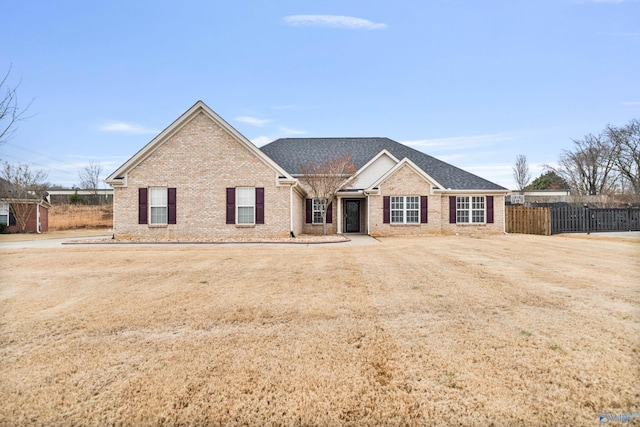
[550,206,640,234]
[506,206,551,235]
[507,205,640,235]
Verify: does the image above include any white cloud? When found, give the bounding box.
[283,15,387,30]
[251,136,272,146]
[279,126,306,135]
[402,133,517,151]
[236,116,272,127]
[99,121,159,135]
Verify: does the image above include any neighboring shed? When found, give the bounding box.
[0,178,50,233]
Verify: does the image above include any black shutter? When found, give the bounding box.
[168,188,177,224]
[255,188,264,224]
[326,202,333,224]
[305,198,312,224]
[486,196,494,224]
[226,188,235,224]
[420,196,428,223]
[449,196,457,224]
[138,188,148,224]
[9,210,16,226]
[383,196,390,224]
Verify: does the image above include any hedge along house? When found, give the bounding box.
[106,101,508,241]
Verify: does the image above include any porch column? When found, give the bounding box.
[336,195,343,234]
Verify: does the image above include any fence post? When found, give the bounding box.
[584,204,590,234]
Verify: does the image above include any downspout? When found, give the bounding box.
[503,197,507,235]
[289,184,295,238]
[337,196,342,234]
[367,194,370,235]
[36,203,42,233]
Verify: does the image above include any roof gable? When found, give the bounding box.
[349,149,399,190]
[106,101,293,186]
[368,157,444,191]
[261,137,507,191]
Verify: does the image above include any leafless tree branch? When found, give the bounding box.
[0,65,33,145]
[300,154,356,235]
[78,161,103,203]
[606,118,640,194]
[512,154,531,192]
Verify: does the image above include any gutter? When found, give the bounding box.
[290,185,294,237]
[36,202,41,233]
[433,189,510,195]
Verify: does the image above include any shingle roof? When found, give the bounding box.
[260,137,507,191]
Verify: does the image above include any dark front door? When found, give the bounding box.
[345,199,360,233]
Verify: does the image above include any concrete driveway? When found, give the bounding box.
[0,232,380,249]
[0,235,113,249]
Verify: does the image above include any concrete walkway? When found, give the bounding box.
[0,234,380,249]
[0,235,113,249]
[343,234,380,246]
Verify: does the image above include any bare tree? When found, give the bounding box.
[607,118,640,194]
[0,66,32,145]
[512,154,531,192]
[1,162,48,232]
[552,133,617,196]
[300,154,357,235]
[78,161,103,204]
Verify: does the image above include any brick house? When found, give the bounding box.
[106,101,508,241]
[0,178,50,234]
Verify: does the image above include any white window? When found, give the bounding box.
[0,202,9,225]
[391,196,419,224]
[149,187,168,225]
[312,198,325,224]
[236,187,255,224]
[457,196,485,223]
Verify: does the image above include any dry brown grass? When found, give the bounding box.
[48,204,113,230]
[1,234,638,426]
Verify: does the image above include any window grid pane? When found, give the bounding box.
[472,210,484,223]
[390,196,404,224]
[236,187,255,224]
[0,203,8,225]
[313,199,325,224]
[150,188,167,206]
[149,188,167,224]
[472,196,485,210]
[406,196,419,223]
[236,188,255,206]
[237,207,254,224]
[150,207,167,224]
[406,210,419,223]
[457,196,470,223]
[472,196,485,223]
[406,196,419,210]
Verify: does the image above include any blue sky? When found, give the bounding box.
[1,0,638,189]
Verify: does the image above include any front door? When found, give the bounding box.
[345,199,360,233]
